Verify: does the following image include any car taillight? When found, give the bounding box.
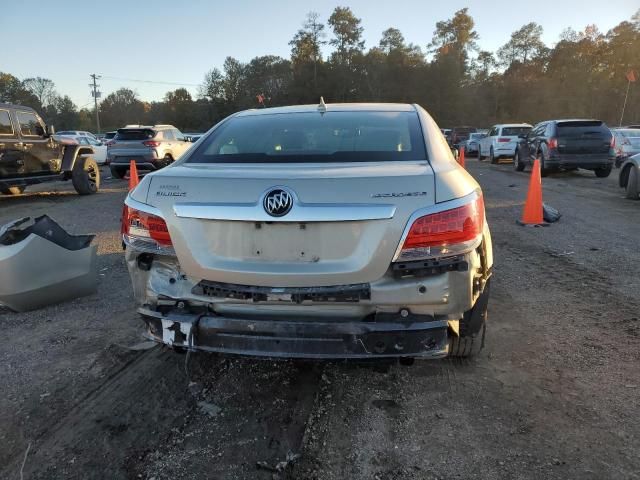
[143,140,161,147]
[497,137,510,142]
[395,194,484,262]
[548,138,558,149]
[121,204,175,255]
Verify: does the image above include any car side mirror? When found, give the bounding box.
[46,125,55,137]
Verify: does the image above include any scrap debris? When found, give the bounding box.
[0,215,97,312]
[256,451,301,473]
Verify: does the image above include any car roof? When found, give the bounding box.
[234,103,416,117]
[547,119,603,123]
[0,102,36,112]
[494,123,532,128]
[118,125,174,130]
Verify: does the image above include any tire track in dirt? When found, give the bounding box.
[133,358,324,479]
[2,346,192,480]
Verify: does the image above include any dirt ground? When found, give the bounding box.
[1,159,639,480]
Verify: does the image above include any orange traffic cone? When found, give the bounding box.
[518,158,546,226]
[128,160,139,190]
[458,146,465,168]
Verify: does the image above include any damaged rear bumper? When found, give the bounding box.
[139,307,450,359]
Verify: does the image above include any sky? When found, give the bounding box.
[1,0,638,108]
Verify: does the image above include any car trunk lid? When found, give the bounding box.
[556,121,611,155]
[145,161,435,287]
[109,128,156,152]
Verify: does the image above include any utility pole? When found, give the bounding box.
[89,74,101,133]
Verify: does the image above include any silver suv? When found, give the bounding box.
[107,125,192,178]
[122,103,493,360]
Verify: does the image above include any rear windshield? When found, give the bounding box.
[501,127,531,136]
[556,121,608,137]
[615,129,640,138]
[187,111,426,163]
[115,129,155,141]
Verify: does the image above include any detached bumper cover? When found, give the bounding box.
[0,216,97,312]
[139,307,450,359]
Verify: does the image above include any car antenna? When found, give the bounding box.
[318,96,327,113]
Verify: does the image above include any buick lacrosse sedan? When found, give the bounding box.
[122,102,493,359]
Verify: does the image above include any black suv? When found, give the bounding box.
[0,103,100,195]
[514,119,614,177]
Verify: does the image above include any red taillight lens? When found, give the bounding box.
[497,137,510,142]
[397,195,484,261]
[548,138,558,149]
[143,140,161,147]
[122,205,174,254]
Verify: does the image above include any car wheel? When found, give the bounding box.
[162,154,173,167]
[514,150,525,172]
[490,147,497,164]
[110,167,126,179]
[0,185,26,195]
[449,280,490,358]
[72,156,100,195]
[594,166,612,178]
[625,167,639,199]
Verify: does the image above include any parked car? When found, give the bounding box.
[449,126,477,149]
[59,135,107,164]
[0,103,100,195]
[611,128,640,167]
[107,125,192,178]
[618,153,640,199]
[56,130,98,141]
[465,132,486,156]
[514,119,614,177]
[478,124,532,163]
[121,103,493,360]
[103,131,117,143]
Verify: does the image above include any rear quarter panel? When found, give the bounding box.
[416,106,478,203]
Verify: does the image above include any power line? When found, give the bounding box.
[99,75,200,87]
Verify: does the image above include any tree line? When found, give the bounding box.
[1,6,639,133]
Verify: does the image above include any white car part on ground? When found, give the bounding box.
[0,216,98,312]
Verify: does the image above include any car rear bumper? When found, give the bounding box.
[547,153,614,169]
[110,161,159,171]
[138,306,450,359]
[107,150,165,170]
[494,145,517,156]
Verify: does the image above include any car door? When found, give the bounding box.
[86,137,107,164]
[0,108,23,177]
[527,123,544,161]
[15,110,58,175]
[161,129,175,159]
[173,129,190,158]
[482,126,496,154]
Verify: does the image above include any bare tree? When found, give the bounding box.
[22,77,57,107]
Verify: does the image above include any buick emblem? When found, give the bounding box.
[264,188,293,217]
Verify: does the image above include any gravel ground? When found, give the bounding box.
[1,160,639,480]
